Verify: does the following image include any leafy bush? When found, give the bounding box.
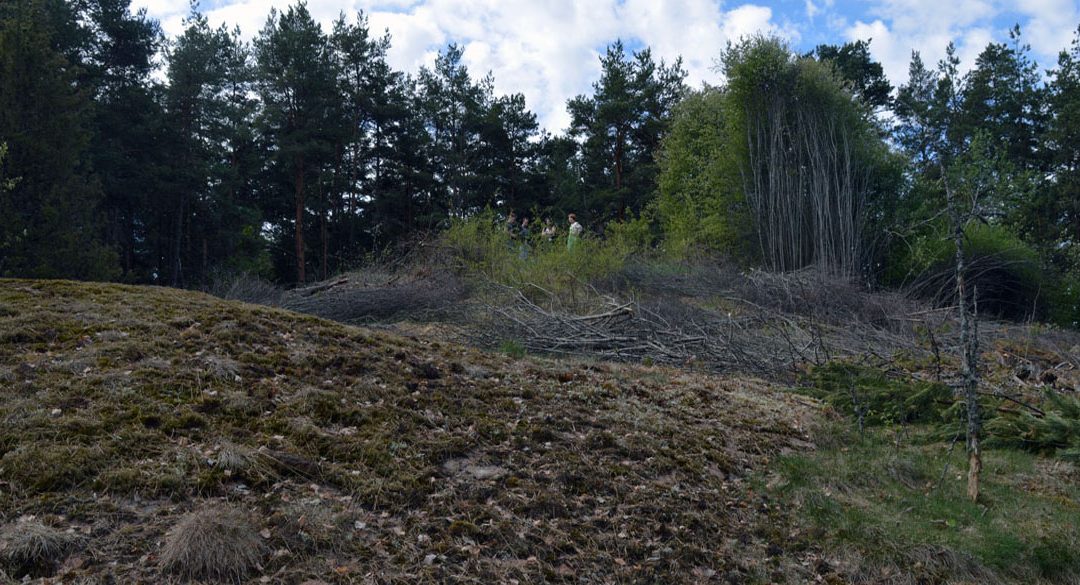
[655,88,753,260]
[886,222,1043,320]
[442,209,648,297]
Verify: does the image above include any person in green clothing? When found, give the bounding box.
[567,213,583,251]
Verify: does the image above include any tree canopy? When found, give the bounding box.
[3,1,1080,324]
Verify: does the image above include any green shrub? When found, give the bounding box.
[1044,263,1080,327]
[985,390,1080,460]
[885,222,1043,320]
[500,339,526,359]
[441,209,648,297]
[655,88,753,260]
[799,362,953,426]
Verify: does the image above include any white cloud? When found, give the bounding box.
[1013,0,1080,63]
[133,0,787,131]
[132,0,1076,132]
[846,0,1078,89]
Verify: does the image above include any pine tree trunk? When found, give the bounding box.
[320,184,328,282]
[614,128,625,220]
[294,158,306,284]
[171,194,185,287]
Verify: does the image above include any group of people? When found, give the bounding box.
[506,212,584,255]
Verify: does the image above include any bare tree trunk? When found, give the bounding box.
[944,167,982,502]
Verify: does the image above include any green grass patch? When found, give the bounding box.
[764,422,1080,583]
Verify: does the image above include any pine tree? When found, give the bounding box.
[166,8,262,285]
[568,41,686,220]
[0,0,116,279]
[80,0,167,281]
[255,2,338,283]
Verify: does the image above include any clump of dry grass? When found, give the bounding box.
[212,440,274,483]
[159,505,265,583]
[270,501,352,555]
[203,355,242,382]
[0,519,81,578]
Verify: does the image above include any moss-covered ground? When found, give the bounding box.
[0,279,821,583]
[4,278,1078,584]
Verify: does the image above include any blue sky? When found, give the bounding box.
[133,0,1080,131]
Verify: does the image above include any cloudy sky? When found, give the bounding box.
[132,0,1080,131]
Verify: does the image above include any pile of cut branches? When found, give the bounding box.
[477,265,951,378]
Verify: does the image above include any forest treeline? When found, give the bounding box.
[1,1,1079,323]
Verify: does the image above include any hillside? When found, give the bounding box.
[0,280,822,583]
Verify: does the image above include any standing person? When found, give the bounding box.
[567,213,583,251]
[541,218,557,242]
[518,217,531,259]
[505,211,519,238]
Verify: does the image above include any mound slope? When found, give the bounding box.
[0,279,820,583]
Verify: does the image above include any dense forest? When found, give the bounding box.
[2,0,1079,322]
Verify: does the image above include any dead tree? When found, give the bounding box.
[942,164,983,501]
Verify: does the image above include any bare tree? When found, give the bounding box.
[898,45,1003,501]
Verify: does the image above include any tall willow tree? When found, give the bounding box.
[722,36,891,277]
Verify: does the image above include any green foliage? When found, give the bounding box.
[655,88,752,259]
[985,390,1080,460]
[442,210,643,296]
[500,339,526,359]
[0,143,16,192]
[886,222,1043,319]
[768,423,1080,582]
[811,40,893,109]
[1045,261,1080,326]
[0,0,118,280]
[800,363,953,426]
[567,40,687,218]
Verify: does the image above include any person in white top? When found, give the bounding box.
[567,213,583,251]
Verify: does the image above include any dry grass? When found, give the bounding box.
[4,276,1075,583]
[0,278,822,583]
[160,505,265,583]
[0,519,81,578]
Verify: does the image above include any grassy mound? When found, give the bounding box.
[0,519,81,578]
[160,506,265,582]
[0,279,820,582]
